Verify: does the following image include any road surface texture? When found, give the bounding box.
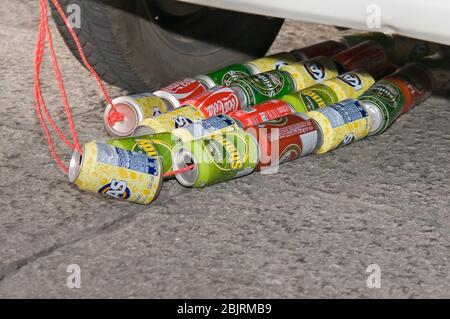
[0,0,449,298]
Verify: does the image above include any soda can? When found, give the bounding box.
[106,132,181,175]
[172,130,259,188]
[104,93,172,137]
[291,40,348,60]
[153,78,208,109]
[308,99,370,154]
[229,70,296,107]
[391,35,441,65]
[182,86,242,118]
[244,52,299,74]
[282,70,375,113]
[229,99,295,128]
[68,141,163,205]
[332,40,393,79]
[195,64,253,88]
[279,56,340,91]
[247,113,319,171]
[342,32,395,53]
[358,63,434,135]
[172,114,242,143]
[134,105,205,135]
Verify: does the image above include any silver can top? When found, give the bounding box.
[68,149,83,183]
[104,97,142,137]
[360,100,383,136]
[172,148,199,187]
[193,74,217,89]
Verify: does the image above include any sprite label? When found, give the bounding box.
[207,64,252,86]
[230,70,295,106]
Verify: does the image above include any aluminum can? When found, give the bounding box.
[195,64,253,88]
[182,86,242,117]
[244,52,298,74]
[282,69,375,113]
[153,78,208,109]
[104,93,172,137]
[308,99,370,154]
[229,99,295,128]
[247,113,319,171]
[172,130,259,188]
[68,141,163,205]
[291,40,348,60]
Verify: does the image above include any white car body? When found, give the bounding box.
[180,0,450,45]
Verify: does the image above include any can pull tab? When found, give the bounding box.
[34,0,124,174]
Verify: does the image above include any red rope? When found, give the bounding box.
[163,164,196,178]
[34,0,123,173]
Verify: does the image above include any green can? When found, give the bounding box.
[107,132,181,175]
[282,83,338,113]
[196,64,253,87]
[172,130,259,188]
[229,70,295,107]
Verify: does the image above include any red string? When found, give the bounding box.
[163,164,196,178]
[34,0,123,173]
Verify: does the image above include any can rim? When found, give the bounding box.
[359,99,384,136]
[133,124,156,136]
[193,74,216,89]
[68,148,84,183]
[104,97,143,137]
[153,90,181,109]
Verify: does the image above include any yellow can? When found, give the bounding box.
[322,69,375,101]
[280,56,339,91]
[308,99,370,154]
[134,105,205,135]
[244,52,298,74]
[69,141,163,205]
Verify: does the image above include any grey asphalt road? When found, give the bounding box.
[1,0,449,298]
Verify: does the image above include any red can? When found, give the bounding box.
[153,78,208,109]
[332,40,394,79]
[291,40,348,61]
[246,113,319,171]
[229,99,295,128]
[183,86,242,118]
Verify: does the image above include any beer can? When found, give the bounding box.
[182,86,242,118]
[332,40,393,79]
[104,93,172,137]
[282,69,375,113]
[358,63,434,135]
[134,105,205,135]
[195,64,253,87]
[391,35,441,65]
[172,114,242,143]
[229,99,295,128]
[342,32,395,53]
[106,132,181,175]
[172,130,259,188]
[280,56,340,91]
[153,78,208,109]
[229,70,296,107]
[291,40,348,60]
[247,113,319,171]
[308,99,370,154]
[244,52,299,74]
[68,141,163,205]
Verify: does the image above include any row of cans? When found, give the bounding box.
[104,33,440,138]
[70,61,435,204]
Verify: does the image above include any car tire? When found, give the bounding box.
[51,0,284,92]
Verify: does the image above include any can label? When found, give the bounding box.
[247,114,318,170]
[280,57,339,91]
[229,99,294,128]
[291,40,347,60]
[207,64,252,86]
[154,78,207,107]
[173,115,240,143]
[185,86,242,118]
[107,133,181,175]
[333,40,391,78]
[230,70,295,106]
[75,142,162,205]
[128,93,169,118]
[246,52,298,73]
[139,106,205,133]
[177,130,259,187]
[308,99,370,154]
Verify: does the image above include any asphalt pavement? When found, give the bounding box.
[0,0,449,298]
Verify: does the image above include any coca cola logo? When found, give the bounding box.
[202,91,240,117]
[163,78,197,93]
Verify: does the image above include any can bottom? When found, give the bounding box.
[172,148,198,187]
